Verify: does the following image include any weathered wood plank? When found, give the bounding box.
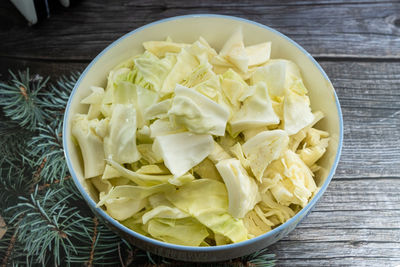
[320,61,400,179]
[270,178,400,266]
[0,57,86,82]
[0,0,399,60]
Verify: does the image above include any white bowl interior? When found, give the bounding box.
[65,15,341,208]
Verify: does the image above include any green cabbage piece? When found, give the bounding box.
[160,48,199,96]
[71,114,105,178]
[97,183,174,221]
[107,159,194,186]
[145,217,209,246]
[165,179,248,243]
[142,206,189,224]
[168,85,230,136]
[103,104,140,164]
[134,51,177,92]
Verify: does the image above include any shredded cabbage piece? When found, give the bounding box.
[72,30,331,247]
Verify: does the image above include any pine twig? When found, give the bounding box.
[85,217,99,267]
[1,229,17,267]
[0,69,49,130]
[37,175,71,192]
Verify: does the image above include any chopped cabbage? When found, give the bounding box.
[149,118,185,138]
[133,51,177,92]
[245,42,271,66]
[242,130,289,181]
[144,99,172,121]
[219,28,248,73]
[75,31,331,247]
[165,179,248,243]
[153,132,214,178]
[216,159,260,218]
[220,69,249,110]
[283,88,315,135]
[193,158,223,181]
[142,205,189,224]
[71,114,105,178]
[265,150,316,207]
[81,86,105,119]
[97,183,174,220]
[230,82,280,135]
[250,59,300,97]
[168,85,230,136]
[143,38,188,58]
[103,104,140,164]
[160,47,199,96]
[107,159,194,186]
[145,217,209,246]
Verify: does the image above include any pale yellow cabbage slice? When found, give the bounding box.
[216,159,260,218]
[219,27,248,73]
[80,86,105,119]
[152,132,214,178]
[103,104,140,164]
[97,183,174,221]
[283,90,315,135]
[149,118,185,138]
[107,159,194,186]
[143,39,189,58]
[230,82,280,135]
[143,205,189,224]
[242,130,289,181]
[168,85,230,136]
[134,51,177,92]
[165,179,248,243]
[265,150,317,207]
[193,158,223,181]
[145,217,209,246]
[250,59,300,97]
[71,114,105,178]
[245,42,271,66]
[112,82,159,127]
[160,48,199,96]
[220,69,249,110]
[143,99,172,121]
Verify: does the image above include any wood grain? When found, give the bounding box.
[272,178,400,266]
[1,0,399,266]
[0,0,400,60]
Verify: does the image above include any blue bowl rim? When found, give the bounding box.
[63,14,343,252]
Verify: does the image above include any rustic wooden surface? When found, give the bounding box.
[1,0,399,266]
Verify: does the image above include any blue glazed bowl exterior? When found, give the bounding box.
[63,14,343,262]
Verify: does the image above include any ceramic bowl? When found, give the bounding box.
[63,14,343,262]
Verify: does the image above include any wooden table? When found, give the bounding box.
[1,1,399,266]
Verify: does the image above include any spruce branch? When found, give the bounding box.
[85,217,99,267]
[1,226,18,267]
[0,69,49,130]
[41,72,79,118]
[28,119,67,184]
[0,118,33,165]
[6,186,87,266]
[0,163,33,216]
